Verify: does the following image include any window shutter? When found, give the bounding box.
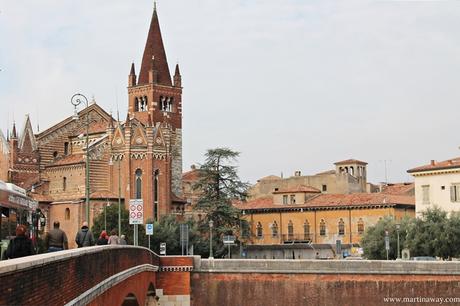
[451,186,456,202]
[456,185,460,202]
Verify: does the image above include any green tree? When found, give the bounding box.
[361,216,412,260]
[91,204,146,246]
[405,207,457,259]
[147,215,210,256]
[194,147,249,257]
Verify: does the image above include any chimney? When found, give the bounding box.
[430,160,436,166]
[294,171,301,177]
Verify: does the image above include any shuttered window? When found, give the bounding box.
[451,184,460,202]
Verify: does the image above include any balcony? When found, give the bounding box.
[281,234,312,244]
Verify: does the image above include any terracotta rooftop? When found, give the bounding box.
[257,175,281,182]
[46,154,84,167]
[90,191,119,199]
[334,159,368,165]
[381,183,414,196]
[407,157,460,173]
[236,193,414,211]
[273,185,321,194]
[182,169,201,182]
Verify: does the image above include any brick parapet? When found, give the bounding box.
[0,246,159,306]
[195,258,460,275]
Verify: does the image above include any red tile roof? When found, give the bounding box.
[408,157,460,173]
[273,185,321,194]
[182,169,200,182]
[236,193,414,211]
[381,183,414,196]
[334,159,368,165]
[90,191,119,199]
[257,175,281,181]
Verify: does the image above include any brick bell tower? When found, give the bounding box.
[121,3,184,221]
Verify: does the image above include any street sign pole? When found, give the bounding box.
[385,230,390,260]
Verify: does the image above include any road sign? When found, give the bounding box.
[385,236,390,250]
[160,242,166,255]
[129,199,144,224]
[223,235,236,245]
[146,223,153,235]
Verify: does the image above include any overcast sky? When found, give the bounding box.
[1,0,459,185]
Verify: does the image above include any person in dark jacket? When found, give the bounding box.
[45,221,68,252]
[96,230,109,245]
[75,221,95,247]
[4,224,35,259]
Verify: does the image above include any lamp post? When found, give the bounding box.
[209,220,214,259]
[396,223,401,260]
[109,157,122,236]
[71,93,90,225]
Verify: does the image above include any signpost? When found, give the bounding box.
[129,199,144,246]
[223,235,236,259]
[180,224,189,256]
[336,240,342,259]
[146,223,153,250]
[160,242,166,256]
[385,230,390,260]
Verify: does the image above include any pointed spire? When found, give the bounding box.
[175,63,181,76]
[125,112,131,126]
[11,122,17,139]
[130,62,136,75]
[109,111,114,128]
[129,62,137,87]
[174,63,182,87]
[138,4,172,86]
[19,114,37,152]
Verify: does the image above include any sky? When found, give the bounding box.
[1,0,460,185]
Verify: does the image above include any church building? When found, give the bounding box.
[0,5,184,247]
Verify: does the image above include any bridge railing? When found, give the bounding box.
[0,245,160,306]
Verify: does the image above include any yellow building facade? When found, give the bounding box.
[238,192,415,245]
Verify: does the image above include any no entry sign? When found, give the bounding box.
[129,199,144,224]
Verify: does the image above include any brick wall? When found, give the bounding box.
[0,246,159,306]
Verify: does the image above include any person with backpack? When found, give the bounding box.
[75,221,95,248]
[4,224,35,259]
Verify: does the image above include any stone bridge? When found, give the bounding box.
[2,247,460,306]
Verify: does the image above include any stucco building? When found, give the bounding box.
[0,5,185,247]
[408,157,460,216]
[249,159,370,200]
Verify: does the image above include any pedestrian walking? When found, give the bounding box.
[108,229,120,245]
[96,230,109,245]
[75,221,95,248]
[4,225,35,259]
[45,221,68,252]
[119,234,127,245]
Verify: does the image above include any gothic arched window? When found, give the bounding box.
[338,218,345,236]
[303,220,310,240]
[65,208,70,220]
[320,219,326,236]
[134,97,139,112]
[271,221,278,237]
[288,220,294,239]
[358,218,365,235]
[256,222,263,238]
[135,169,142,199]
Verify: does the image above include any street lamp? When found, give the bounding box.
[396,223,401,260]
[71,93,90,225]
[209,220,214,259]
[109,157,122,236]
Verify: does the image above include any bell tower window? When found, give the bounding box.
[135,169,142,199]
